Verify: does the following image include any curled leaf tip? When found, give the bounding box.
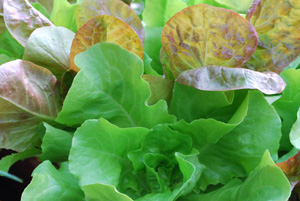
[176,66,286,95]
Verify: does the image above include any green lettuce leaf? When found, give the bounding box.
[213,0,254,13]
[40,123,73,162]
[69,118,149,196]
[134,150,204,201]
[290,108,300,150]
[21,161,84,201]
[57,43,176,128]
[142,74,174,105]
[161,4,258,78]
[180,151,290,201]
[176,66,286,94]
[3,0,53,46]
[144,26,163,74]
[187,91,281,190]
[245,0,300,73]
[37,0,53,14]
[0,54,12,65]
[143,52,160,76]
[181,0,254,13]
[82,183,133,201]
[50,0,77,32]
[0,29,24,58]
[170,82,233,122]
[273,69,300,151]
[0,148,41,172]
[31,2,50,19]
[0,60,61,151]
[142,0,187,27]
[128,125,204,200]
[169,117,244,151]
[23,26,75,79]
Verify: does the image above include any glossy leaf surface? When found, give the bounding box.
[142,74,174,105]
[70,15,143,72]
[176,66,286,95]
[0,60,61,151]
[161,4,258,78]
[273,69,300,151]
[181,151,290,201]
[290,109,300,150]
[245,0,300,73]
[75,0,144,42]
[69,119,149,187]
[276,151,300,190]
[170,82,234,122]
[82,183,133,201]
[58,43,175,128]
[40,123,73,163]
[3,0,53,46]
[22,161,84,201]
[0,148,41,172]
[23,26,75,79]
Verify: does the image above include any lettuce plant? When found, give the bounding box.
[1,0,300,200]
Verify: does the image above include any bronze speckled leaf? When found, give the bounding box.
[161,4,258,78]
[75,0,144,43]
[3,0,53,47]
[70,15,143,72]
[0,60,61,151]
[245,0,300,73]
[276,151,300,189]
[176,65,286,94]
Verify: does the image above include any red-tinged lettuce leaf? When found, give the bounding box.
[245,0,300,73]
[75,0,144,42]
[3,0,53,47]
[276,151,300,189]
[69,15,143,72]
[142,74,174,105]
[161,4,258,78]
[176,65,286,95]
[0,60,61,151]
[23,26,75,79]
